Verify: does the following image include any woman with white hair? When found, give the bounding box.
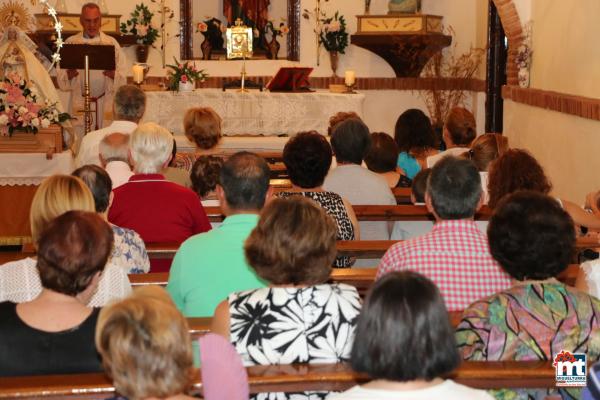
[108,122,211,273]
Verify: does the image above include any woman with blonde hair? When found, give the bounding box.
[0,175,131,306]
[171,107,224,175]
[184,107,223,151]
[97,286,197,400]
[462,133,509,204]
[97,286,249,400]
[465,133,508,173]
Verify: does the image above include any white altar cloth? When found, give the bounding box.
[174,135,289,153]
[142,89,365,136]
[0,151,75,186]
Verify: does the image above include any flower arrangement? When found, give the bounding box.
[318,12,348,54]
[515,22,532,88]
[120,3,160,46]
[166,57,208,91]
[196,17,227,50]
[0,73,70,136]
[515,43,532,69]
[264,20,289,37]
[515,22,533,69]
[420,27,485,128]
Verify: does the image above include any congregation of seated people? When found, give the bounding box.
[4,83,600,400]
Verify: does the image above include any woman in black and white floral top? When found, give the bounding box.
[211,197,362,400]
[277,131,358,268]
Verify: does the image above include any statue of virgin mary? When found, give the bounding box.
[0,25,65,112]
[0,24,73,147]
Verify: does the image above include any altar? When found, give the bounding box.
[141,89,365,136]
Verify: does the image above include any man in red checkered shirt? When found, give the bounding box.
[377,156,512,311]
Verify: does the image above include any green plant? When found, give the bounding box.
[166,57,208,91]
[120,3,160,46]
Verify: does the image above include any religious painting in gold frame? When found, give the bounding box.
[226,24,253,59]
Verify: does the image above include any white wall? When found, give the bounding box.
[502,0,600,202]
[31,0,483,76]
[31,0,486,135]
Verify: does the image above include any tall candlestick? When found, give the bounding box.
[84,55,92,134]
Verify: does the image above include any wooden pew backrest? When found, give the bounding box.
[0,361,557,399]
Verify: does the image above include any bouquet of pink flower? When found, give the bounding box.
[166,57,209,91]
[120,3,160,46]
[0,73,70,137]
[318,12,348,54]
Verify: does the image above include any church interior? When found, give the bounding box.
[2,0,600,398]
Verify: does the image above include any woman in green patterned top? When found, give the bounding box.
[456,191,600,400]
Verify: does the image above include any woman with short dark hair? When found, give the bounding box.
[0,211,113,376]
[211,197,362,399]
[190,155,224,206]
[278,131,358,267]
[330,271,491,400]
[72,165,150,274]
[365,132,411,188]
[456,191,600,400]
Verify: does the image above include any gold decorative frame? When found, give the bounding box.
[226,25,253,59]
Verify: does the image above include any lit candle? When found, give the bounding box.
[132,65,144,84]
[345,70,356,86]
[84,55,89,86]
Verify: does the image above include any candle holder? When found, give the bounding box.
[132,63,150,86]
[345,83,356,94]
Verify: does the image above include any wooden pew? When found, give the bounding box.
[185,313,466,342]
[203,204,494,223]
[0,360,556,399]
[146,264,581,341]
[33,236,594,261]
[187,317,211,339]
[130,263,580,296]
[392,187,412,204]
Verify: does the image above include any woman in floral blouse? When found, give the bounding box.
[73,165,150,274]
[211,197,362,400]
[456,191,600,400]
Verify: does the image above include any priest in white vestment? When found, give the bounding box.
[56,3,127,140]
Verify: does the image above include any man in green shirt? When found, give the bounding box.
[167,152,272,317]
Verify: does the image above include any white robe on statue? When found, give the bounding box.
[0,26,64,113]
[56,31,127,140]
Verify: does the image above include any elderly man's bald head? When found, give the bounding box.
[99,133,130,167]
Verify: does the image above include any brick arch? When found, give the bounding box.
[491,0,524,85]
